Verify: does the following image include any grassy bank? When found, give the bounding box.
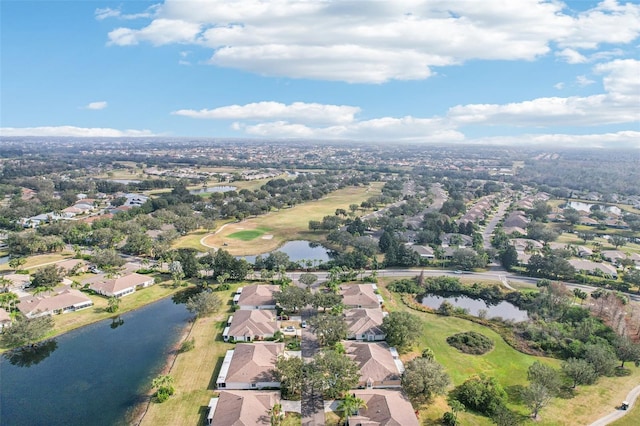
[378,279,640,425]
[140,283,241,426]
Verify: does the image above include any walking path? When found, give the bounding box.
[589,384,640,426]
[199,223,232,249]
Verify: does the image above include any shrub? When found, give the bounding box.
[453,375,506,416]
[442,411,457,426]
[447,331,495,355]
[155,386,174,403]
[179,338,195,353]
[213,283,230,291]
[438,301,455,316]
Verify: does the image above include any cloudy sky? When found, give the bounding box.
[1,0,639,146]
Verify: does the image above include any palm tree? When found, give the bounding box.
[337,393,367,425]
[433,246,445,269]
[0,277,11,293]
[269,402,284,426]
[151,374,174,390]
[107,296,120,313]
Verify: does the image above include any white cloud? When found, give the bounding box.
[557,0,640,49]
[576,75,595,87]
[95,5,159,21]
[172,102,361,125]
[554,82,565,90]
[84,101,108,110]
[555,48,587,64]
[448,59,640,127]
[103,0,640,83]
[0,126,155,137]
[232,116,463,142]
[108,19,201,46]
[468,131,640,148]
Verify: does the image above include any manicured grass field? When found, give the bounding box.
[0,251,75,272]
[556,232,640,256]
[378,278,640,425]
[202,183,383,255]
[140,284,240,426]
[227,227,271,241]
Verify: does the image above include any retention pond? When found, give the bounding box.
[1,297,190,426]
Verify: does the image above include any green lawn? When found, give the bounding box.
[227,227,271,241]
[378,279,640,426]
[140,283,240,426]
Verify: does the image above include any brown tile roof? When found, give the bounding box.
[81,214,113,224]
[89,272,154,296]
[237,285,280,307]
[228,310,278,338]
[18,287,93,317]
[210,390,279,426]
[340,284,380,308]
[2,274,32,287]
[55,259,86,274]
[0,308,11,323]
[225,342,283,384]
[344,342,401,385]
[350,390,419,426]
[344,308,385,338]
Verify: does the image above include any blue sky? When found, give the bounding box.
[1,0,639,146]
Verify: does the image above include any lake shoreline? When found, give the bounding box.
[0,284,189,354]
[130,313,196,426]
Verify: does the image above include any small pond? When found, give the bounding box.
[106,179,141,184]
[421,294,528,322]
[189,185,237,194]
[239,240,331,264]
[565,201,621,215]
[0,255,8,265]
[0,297,190,426]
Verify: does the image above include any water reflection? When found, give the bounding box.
[421,294,528,322]
[4,339,58,368]
[110,316,125,329]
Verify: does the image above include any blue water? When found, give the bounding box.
[0,297,190,426]
[189,185,236,194]
[238,240,331,264]
[421,294,528,322]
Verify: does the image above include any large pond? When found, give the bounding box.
[565,201,621,215]
[189,185,237,194]
[0,297,190,426]
[239,240,331,264]
[421,294,528,322]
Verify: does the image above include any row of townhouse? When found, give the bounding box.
[207,283,419,425]
[208,284,299,425]
[4,260,156,320]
